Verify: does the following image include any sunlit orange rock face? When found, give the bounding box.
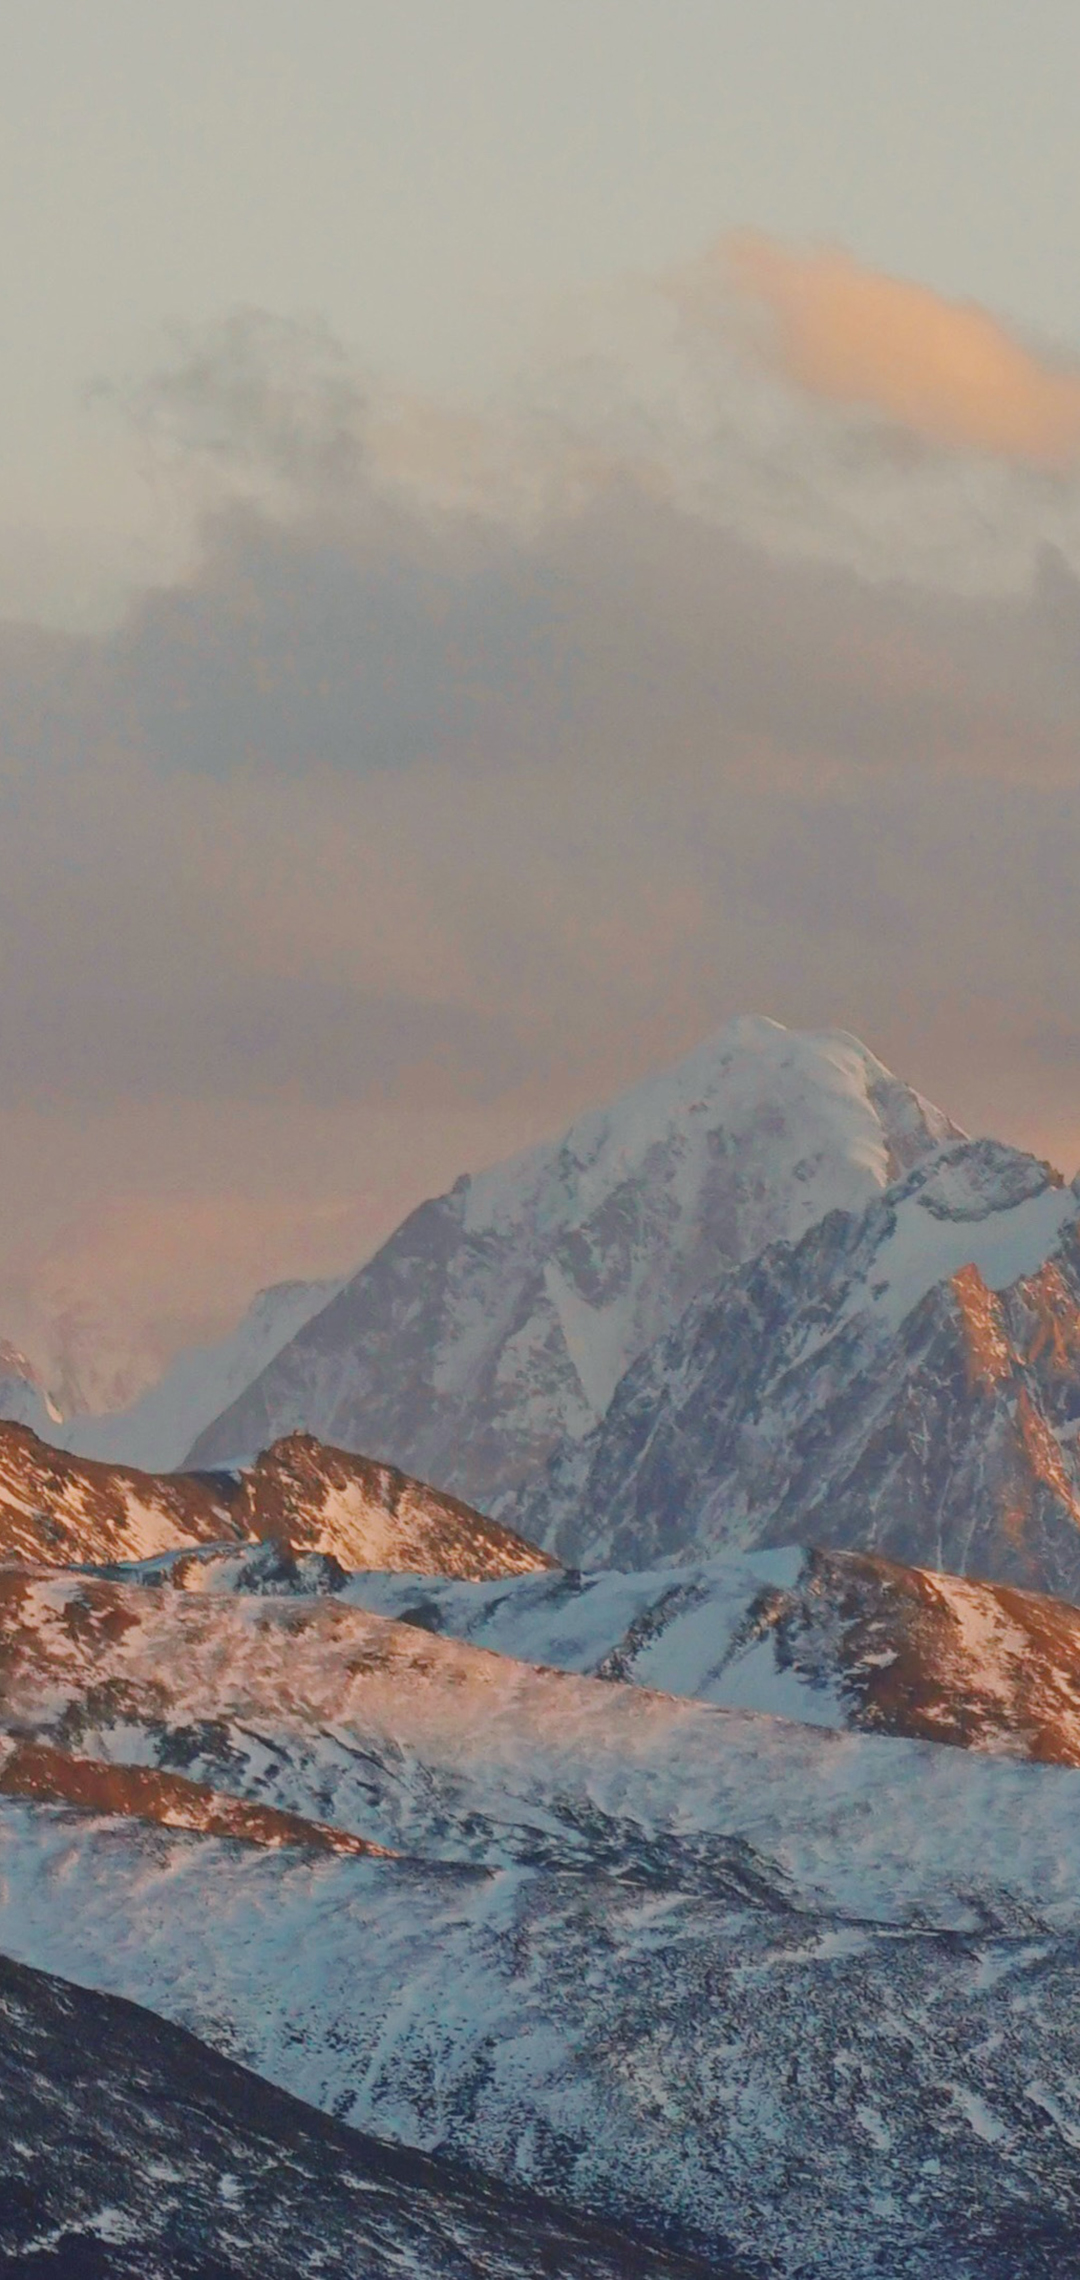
[0,1422,551,1579]
[945,1244,1080,1579]
[0,1422,247,1567]
[736,1544,1080,1766]
[229,1432,557,1578]
[0,1739,388,1857]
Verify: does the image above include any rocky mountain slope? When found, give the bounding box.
[0,1421,548,1577]
[0,1951,711,2280]
[225,1429,554,1577]
[2,1569,1080,2274]
[0,1420,247,1565]
[185,1018,958,1500]
[344,1541,1080,1763]
[511,1137,1080,1597]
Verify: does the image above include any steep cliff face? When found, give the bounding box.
[510,1139,1080,1595]
[186,1018,957,1500]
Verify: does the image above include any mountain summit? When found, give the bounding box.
[185,1018,958,1501]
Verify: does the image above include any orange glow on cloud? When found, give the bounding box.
[722,232,1080,466]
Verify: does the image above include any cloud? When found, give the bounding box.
[718,232,1080,466]
[4,279,1080,1390]
[97,308,368,501]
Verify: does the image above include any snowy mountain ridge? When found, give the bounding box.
[340,1538,1080,1764]
[511,1135,1080,1592]
[0,1420,547,1578]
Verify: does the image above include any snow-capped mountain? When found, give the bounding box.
[0,1421,548,1576]
[0,1954,703,2280]
[342,1541,1080,1764]
[56,1275,340,1472]
[185,1018,958,1500]
[2,1568,1080,2274]
[511,1136,1080,1594]
[0,1340,60,1440]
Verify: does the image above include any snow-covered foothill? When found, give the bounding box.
[6,1567,1080,1927]
[1,1583,1080,2275]
[339,1539,1080,1762]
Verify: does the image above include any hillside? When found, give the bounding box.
[0,1951,711,2279]
[0,1421,549,1578]
[1,1567,1080,2274]
[345,1540,1080,1763]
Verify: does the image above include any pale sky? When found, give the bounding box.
[4,0,1080,1404]
[5,0,1080,610]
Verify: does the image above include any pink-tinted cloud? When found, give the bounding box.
[720,232,1080,465]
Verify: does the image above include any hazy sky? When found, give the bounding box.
[4,2,1080,1403]
[6,0,1080,615]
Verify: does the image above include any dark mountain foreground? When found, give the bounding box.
[0,1949,721,2280]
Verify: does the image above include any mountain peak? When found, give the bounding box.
[184,1019,957,1502]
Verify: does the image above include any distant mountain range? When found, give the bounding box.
[62,1274,341,1471]
[0,1338,62,1441]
